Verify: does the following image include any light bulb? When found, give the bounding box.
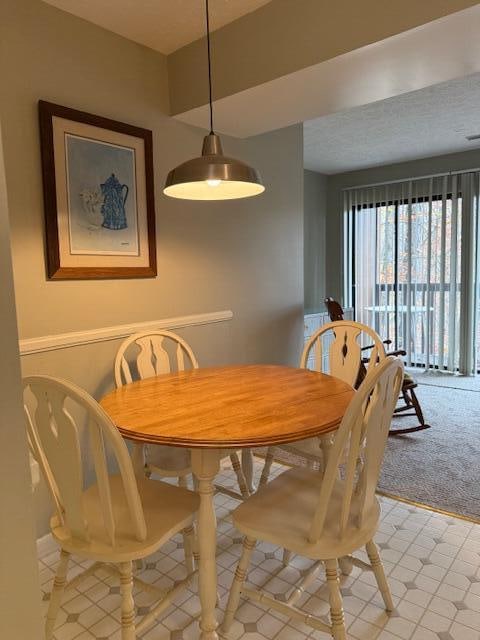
[206,179,221,187]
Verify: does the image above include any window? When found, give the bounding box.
[343,174,478,373]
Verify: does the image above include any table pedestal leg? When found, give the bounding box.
[241,449,255,494]
[191,449,220,640]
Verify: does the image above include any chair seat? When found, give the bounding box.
[233,467,380,559]
[51,476,199,562]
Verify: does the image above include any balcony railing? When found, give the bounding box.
[357,282,461,370]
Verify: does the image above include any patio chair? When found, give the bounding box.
[324,297,431,435]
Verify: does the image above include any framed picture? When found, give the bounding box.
[38,101,156,279]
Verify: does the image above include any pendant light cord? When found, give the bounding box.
[205,0,214,134]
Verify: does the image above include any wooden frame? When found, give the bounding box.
[38,101,156,280]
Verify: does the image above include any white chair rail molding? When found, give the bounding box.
[18,310,233,356]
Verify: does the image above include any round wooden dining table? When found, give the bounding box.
[100,364,354,640]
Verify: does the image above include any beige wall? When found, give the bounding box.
[325,147,480,301]
[0,119,43,638]
[304,170,327,313]
[1,0,304,536]
[168,0,479,115]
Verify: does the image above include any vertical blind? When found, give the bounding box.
[343,171,480,374]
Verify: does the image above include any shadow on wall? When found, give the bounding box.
[239,304,304,366]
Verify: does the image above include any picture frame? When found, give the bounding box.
[38,101,157,279]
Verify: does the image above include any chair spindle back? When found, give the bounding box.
[308,357,404,542]
[24,375,146,547]
[114,330,198,387]
[300,320,386,387]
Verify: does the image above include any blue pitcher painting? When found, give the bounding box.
[101,173,129,230]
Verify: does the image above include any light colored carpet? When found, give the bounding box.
[408,367,480,392]
[379,382,480,520]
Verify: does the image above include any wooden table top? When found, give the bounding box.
[100,364,354,449]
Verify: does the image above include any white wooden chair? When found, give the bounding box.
[24,374,199,640]
[115,330,250,500]
[222,356,404,640]
[258,320,386,487]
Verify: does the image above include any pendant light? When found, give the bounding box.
[163,0,265,201]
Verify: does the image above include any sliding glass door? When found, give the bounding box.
[344,174,474,373]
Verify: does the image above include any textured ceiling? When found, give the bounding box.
[304,72,480,175]
[42,0,272,54]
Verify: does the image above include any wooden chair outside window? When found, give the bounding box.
[222,357,404,640]
[24,375,199,640]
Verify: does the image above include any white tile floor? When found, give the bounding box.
[38,458,480,640]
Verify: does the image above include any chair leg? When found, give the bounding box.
[325,559,346,640]
[282,549,293,567]
[222,536,256,634]
[131,442,146,477]
[45,549,70,640]
[119,561,136,640]
[258,447,275,488]
[390,385,431,435]
[242,449,256,494]
[230,452,250,499]
[366,540,394,612]
[182,523,195,574]
[320,435,334,470]
[402,389,412,407]
[179,475,195,572]
[409,387,426,427]
[193,534,200,571]
[338,556,353,576]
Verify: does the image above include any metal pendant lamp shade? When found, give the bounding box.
[163,1,264,201]
[164,133,264,200]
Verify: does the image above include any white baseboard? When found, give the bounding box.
[20,309,233,356]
